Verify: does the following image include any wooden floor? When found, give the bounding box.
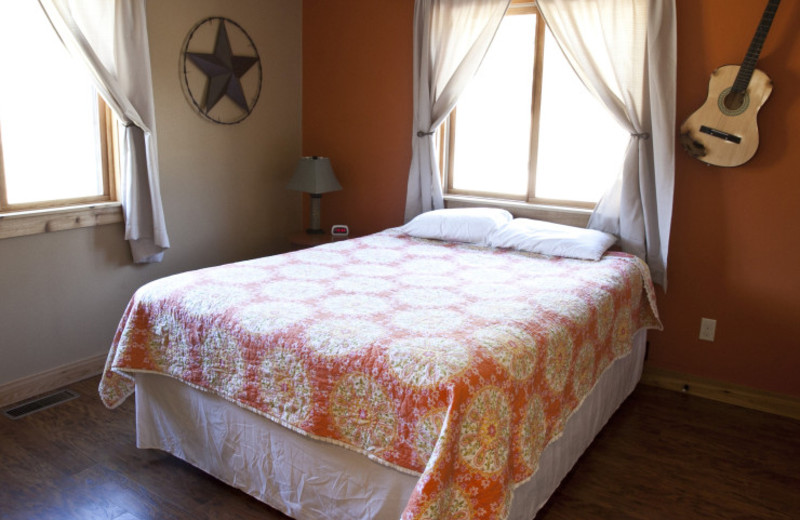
[1,377,798,520]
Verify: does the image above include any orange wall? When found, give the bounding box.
[303,0,412,236]
[303,1,800,398]
[650,0,800,398]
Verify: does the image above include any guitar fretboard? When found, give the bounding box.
[732,0,781,93]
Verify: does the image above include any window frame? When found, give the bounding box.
[440,0,596,212]
[0,96,122,239]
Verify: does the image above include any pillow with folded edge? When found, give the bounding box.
[487,218,617,261]
[401,207,513,244]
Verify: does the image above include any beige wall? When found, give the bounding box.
[0,0,302,387]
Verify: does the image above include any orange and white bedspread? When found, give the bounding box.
[99,228,661,520]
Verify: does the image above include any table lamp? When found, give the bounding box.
[286,156,342,234]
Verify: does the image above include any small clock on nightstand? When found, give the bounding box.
[288,225,350,250]
[331,225,349,238]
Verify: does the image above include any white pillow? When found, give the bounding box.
[487,218,617,260]
[401,208,513,244]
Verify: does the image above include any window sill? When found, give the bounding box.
[0,202,123,240]
[443,194,592,228]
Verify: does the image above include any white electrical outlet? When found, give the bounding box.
[699,318,716,342]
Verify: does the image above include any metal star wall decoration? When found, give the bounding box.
[181,17,262,125]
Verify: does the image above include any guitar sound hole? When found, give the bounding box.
[717,87,750,116]
[723,91,746,111]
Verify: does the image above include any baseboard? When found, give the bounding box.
[0,354,106,409]
[640,365,800,421]
[6,357,797,420]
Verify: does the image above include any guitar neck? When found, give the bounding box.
[732,0,781,93]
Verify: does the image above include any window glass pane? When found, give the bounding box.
[535,30,628,203]
[0,2,103,205]
[451,14,536,196]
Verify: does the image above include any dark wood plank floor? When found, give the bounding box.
[1,376,798,519]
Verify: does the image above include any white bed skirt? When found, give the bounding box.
[135,330,646,520]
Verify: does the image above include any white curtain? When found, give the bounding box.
[537,0,676,287]
[404,0,511,222]
[38,0,169,263]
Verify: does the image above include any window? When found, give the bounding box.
[0,1,120,237]
[441,0,629,209]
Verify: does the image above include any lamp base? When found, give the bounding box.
[307,194,324,235]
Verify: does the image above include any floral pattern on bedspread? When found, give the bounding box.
[99,228,661,520]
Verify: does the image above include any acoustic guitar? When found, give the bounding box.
[680,0,781,167]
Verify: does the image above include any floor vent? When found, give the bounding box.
[2,389,79,420]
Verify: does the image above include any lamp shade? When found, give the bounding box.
[286,156,342,194]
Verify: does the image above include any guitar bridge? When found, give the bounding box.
[700,125,741,144]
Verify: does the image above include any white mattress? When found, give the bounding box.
[134,330,646,520]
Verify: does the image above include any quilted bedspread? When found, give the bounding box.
[99,229,661,519]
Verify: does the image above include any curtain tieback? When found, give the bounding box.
[416,130,435,137]
[632,132,650,139]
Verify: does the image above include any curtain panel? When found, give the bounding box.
[404,0,511,222]
[537,0,676,287]
[38,0,169,263]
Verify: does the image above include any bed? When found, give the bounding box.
[100,215,661,520]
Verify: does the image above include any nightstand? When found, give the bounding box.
[288,231,342,250]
